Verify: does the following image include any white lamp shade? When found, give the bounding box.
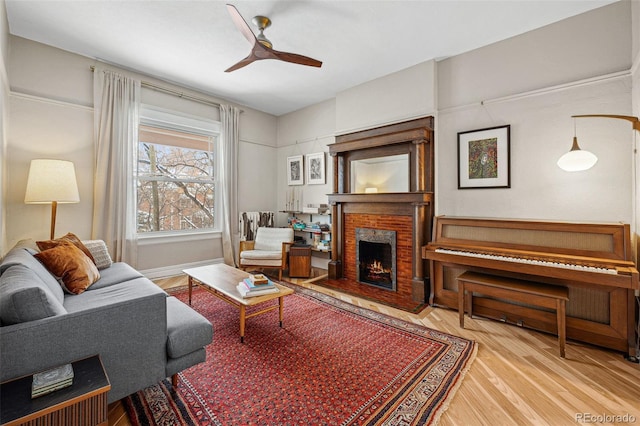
[24,159,80,204]
[557,149,598,172]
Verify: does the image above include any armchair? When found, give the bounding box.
[238,227,294,281]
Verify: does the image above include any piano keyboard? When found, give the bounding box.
[435,248,619,275]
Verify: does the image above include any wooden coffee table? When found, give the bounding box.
[183,264,294,343]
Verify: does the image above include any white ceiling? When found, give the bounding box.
[5,0,617,116]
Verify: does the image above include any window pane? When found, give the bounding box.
[137,180,215,232]
[138,142,214,180]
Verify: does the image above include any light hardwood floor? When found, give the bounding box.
[109,272,640,426]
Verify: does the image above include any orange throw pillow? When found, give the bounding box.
[35,241,100,295]
[37,232,96,265]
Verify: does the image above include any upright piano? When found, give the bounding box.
[422,216,639,357]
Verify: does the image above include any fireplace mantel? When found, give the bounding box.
[328,192,433,204]
[327,117,435,305]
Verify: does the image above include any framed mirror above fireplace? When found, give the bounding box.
[350,154,409,194]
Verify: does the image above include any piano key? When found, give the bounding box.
[434,248,618,275]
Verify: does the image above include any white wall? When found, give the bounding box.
[436,1,633,224]
[0,0,9,256]
[4,36,279,275]
[335,60,436,134]
[276,98,336,225]
[276,98,335,269]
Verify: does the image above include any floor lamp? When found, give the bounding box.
[557,114,640,357]
[24,159,80,239]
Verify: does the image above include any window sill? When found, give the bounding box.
[137,230,222,245]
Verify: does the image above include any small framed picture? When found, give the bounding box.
[458,125,510,189]
[287,155,304,186]
[306,152,325,185]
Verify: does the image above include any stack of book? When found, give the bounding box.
[31,363,74,398]
[309,223,330,233]
[237,276,280,298]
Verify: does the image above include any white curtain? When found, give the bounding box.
[219,104,240,266]
[92,67,141,265]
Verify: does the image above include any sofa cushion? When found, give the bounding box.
[62,276,167,313]
[34,242,100,295]
[37,233,96,265]
[0,265,67,325]
[254,227,293,251]
[82,240,113,270]
[0,247,64,304]
[165,296,213,358]
[88,262,144,290]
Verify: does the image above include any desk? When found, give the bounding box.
[1,355,110,426]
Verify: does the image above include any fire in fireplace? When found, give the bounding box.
[356,228,396,291]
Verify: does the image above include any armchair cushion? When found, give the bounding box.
[253,227,294,251]
[240,250,283,260]
[240,251,285,267]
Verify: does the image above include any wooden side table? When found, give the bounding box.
[289,244,312,278]
[1,355,111,426]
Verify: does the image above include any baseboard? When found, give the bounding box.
[140,258,225,279]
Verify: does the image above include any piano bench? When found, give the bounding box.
[456,271,570,358]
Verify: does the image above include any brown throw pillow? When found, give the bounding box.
[37,232,96,264]
[34,241,100,295]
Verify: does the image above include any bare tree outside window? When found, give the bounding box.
[137,128,216,233]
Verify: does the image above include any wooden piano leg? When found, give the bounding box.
[459,283,465,328]
[557,299,566,358]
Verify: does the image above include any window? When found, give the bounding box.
[137,108,220,234]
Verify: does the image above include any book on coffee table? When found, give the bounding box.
[242,278,275,291]
[237,282,280,298]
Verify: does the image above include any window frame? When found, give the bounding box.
[136,105,221,238]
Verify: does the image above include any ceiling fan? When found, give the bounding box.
[225,4,323,72]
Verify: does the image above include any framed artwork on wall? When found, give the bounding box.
[287,155,304,186]
[457,125,510,189]
[306,152,325,185]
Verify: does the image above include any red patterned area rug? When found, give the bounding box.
[124,283,477,426]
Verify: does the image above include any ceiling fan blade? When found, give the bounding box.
[224,53,257,72]
[226,4,257,46]
[225,3,323,71]
[272,49,323,68]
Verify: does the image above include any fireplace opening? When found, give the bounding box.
[356,228,396,291]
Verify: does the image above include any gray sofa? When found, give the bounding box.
[0,244,213,403]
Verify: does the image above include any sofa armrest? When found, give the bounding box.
[0,288,167,403]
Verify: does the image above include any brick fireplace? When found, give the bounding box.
[326,117,435,310]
